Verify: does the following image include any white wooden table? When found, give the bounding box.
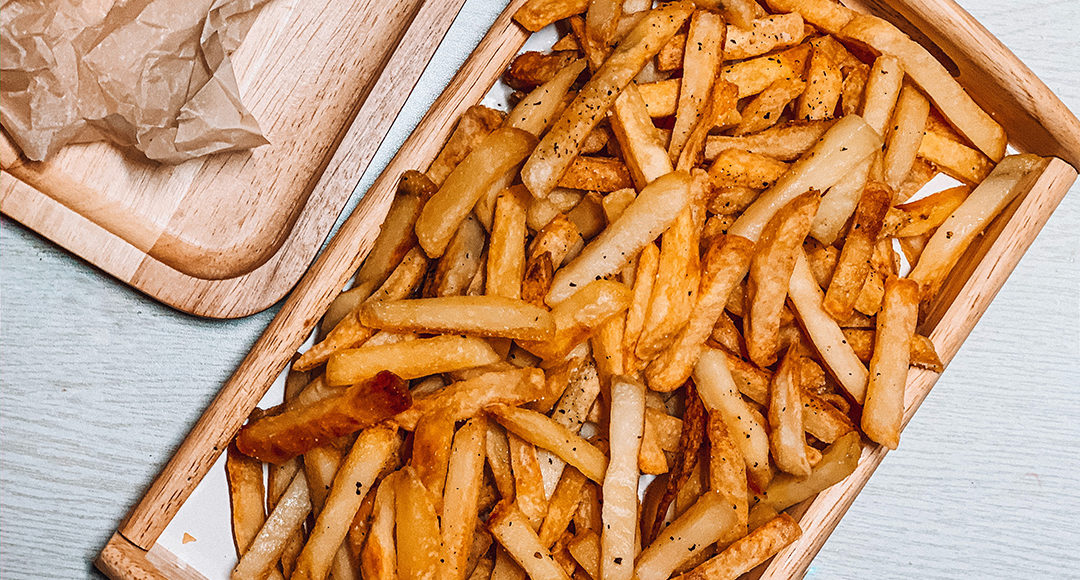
[1,1,1077,578]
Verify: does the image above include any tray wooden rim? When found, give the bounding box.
[95,0,1080,577]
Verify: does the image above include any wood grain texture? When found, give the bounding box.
[0,0,465,319]
[0,1,1077,579]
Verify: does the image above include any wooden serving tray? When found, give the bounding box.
[0,0,468,319]
[95,0,1080,577]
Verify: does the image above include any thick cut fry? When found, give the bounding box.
[910,154,1046,298]
[361,475,397,580]
[226,444,278,578]
[557,156,634,191]
[768,349,811,477]
[394,368,546,430]
[709,149,790,190]
[637,79,680,118]
[428,106,507,186]
[706,120,834,162]
[539,467,589,548]
[355,171,434,292]
[601,375,646,580]
[489,404,607,483]
[521,3,694,198]
[860,55,904,135]
[609,84,673,188]
[823,181,891,320]
[505,51,581,91]
[839,14,1006,161]
[917,129,994,185]
[724,12,806,60]
[706,415,748,530]
[809,153,874,245]
[670,10,726,160]
[801,387,854,443]
[360,297,554,341]
[693,349,771,491]
[722,44,811,100]
[842,328,943,372]
[411,413,456,505]
[521,280,631,360]
[623,243,660,371]
[796,43,842,122]
[887,185,969,237]
[509,59,588,136]
[730,115,882,241]
[232,472,312,580]
[757,430,860,512]
[764,0,854,33]
[884,84,930,190]
[586,0,624,47]
[635,491,741,580]
[439,419,488,580]
[674,514,802,580]
[568,530,601,580]
[547,359,603,441]
[487,188,530,299]
[509,432,549,527]
[636,202,702,363]
[514,0,590,32]
[432,214,488,296]
[327,335,499,387]
[645,235,755,392]
[707,186,761,216]
[393,467,441,580]
[417,128,536,257]
[548,171,690,303]
[841,61,870,117]
[320,282,377,337]
[489,501,572,580]
[237,372,409,464]
[862,278,919,449]
[745,191,820,367]
[735,78,807,136]
[292,426,400,580]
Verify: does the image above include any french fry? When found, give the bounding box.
[428,106,507,186]
[539,466,589,548]
[515,0,590,32]
[292,426,400,580]
[910,154,1047,298]
[637,79,680,118]
[897,156,938,202]
[609,84,674,188]
[692,349,772,491]
[843,327,942,372]
[809,152,874,245]
[800,387,854,443]
[706,415,748,532]
[884,83,931,190]
[439,418,489,580]
[862,277,919,449]
[394,466,442,579]
[757,430,860,512]
[839,14,1007,161]
[709,149,790,189]
[301,445,360,580]
[521,2,694,198]
[706,120,834,162]
[730,115,881,241]
[673,513,802,580]
[635,491,741,580]
[645,235,755,392]
[601,375,646,580]
[707,186,760,218]
[226,445,282,579]
[484,188,531,300]
[623,242,659,370]
[566,191,608,241]
[557,156,634,192]
[505,51,581,91]
[568,530,601,580]
[585,0,624,47]
[547,171,690,303]
[489,501,573,580]
[360,473,397,580]
[360,296,554,341]
[735,78,807,136]
[232,472,312,580]
[509,432,550,527]
[509,59,588,137]
[722,44,811,100]
[394,368,546,430]
[724,12,807,60]
[886,185,970,238]
[707,310,745,354]
[745,191,820,367]
[822,181,891,320]
[489,404,608,483]
[327,335,499,387]
[521,280,631,360]
[528,189,585,232]
[788,251,870,402]
[763,0,854,33]
[319,281,378,338]
[860,55,904,135]
[411,412,456,505]
[917,129,994,185]
[656,32,686,72]
[796,42,843,122]
[841,63,870,117]
[670,10,726,160]
[722,351,771,406]
[417,128,536,257]
[236,372,409,464]
[353,171,434,294]
[768,348,811,477]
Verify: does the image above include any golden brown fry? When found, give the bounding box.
[860,55,904,135]
[800,387,854,444]
[768,348,811,477]
[706,415,748,532]
[556,156,634,192]
[722,44,811,100]
[586,0,625,47]
[521,3,694,198]
[485,188,531,300]
[354,171,434,294]
[232,472,312,580]
[670,10,726,160]
[514,0,590,32]
[395,466,442,579]
[887,184,970,238]
[637,79,680,118]
[897,157,938,202]
[360,473,397,580]
[360,296,554,341]
[539,467,589,549]
[412,412,455,505]
[862,277,919,449]
[568,530,601,580]
[724,12,807,60]
[490,404,607,483]
[428,106,507,186]
[884,83,931,190]
[440,418,488,580]
[521,280,631,360]
[226,444,273,572]
[528,189,585,232]
[394,368,546,430]
[841,63,870,117]
[709,149,790,190]
[600,375,645,580]
[509,59,588,137]
[623,243,660,371]
[917,129,994,185]
[822,181,891,320]
[735,78,806,137]
[745,191,820,367]
[505,51,581,92]
[508,432,549,528]
[489,501,572,580]
[796,42,843,122]
[758,430,860,512]
[634,491,741,580]
[673,513,802,580]
[327,335,499,387]
[706,120,834,162]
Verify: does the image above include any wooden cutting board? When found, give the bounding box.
[0,0,468,319]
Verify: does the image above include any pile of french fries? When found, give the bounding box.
[225,1,1049,578]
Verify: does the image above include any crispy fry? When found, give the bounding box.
[637,79,680,118]
[440,418,489,580]
[706,120,834,162]
[670,10,726,160]
[674,513,802,580]
[505,51,581,92]
[609,84,673,189]
[539,467,589,548]
[232,472,312,580]
[600,375,646,580]
[522,3,694,198]
[709,149,790,189]
[768,348,811,477]
[521,280,631,360]
[394,466,442,579]
[839,14,1006,160]
[360,473,397,580]
[796,42,843,122]
[490,404,607,483]
[910,154,1047,298]
[859,55,904,135]
[886,184,970,237]
[489,501,572,580]
[757,430,860,512]
[528,189,585,232]
[917,128,994,185]
[884,83,931,190]
[822,181,891,320]
[586,0,624,47]
[548,171,690,303]
[800,387,854,443]
[725,12,806,60]
[226,444,278,578]
[745,191,820,367]
[722,44,811,100]
[354,171,434,293]
[555,156,634,192]
[635,491,741,580]
[428,106,507,186]
[508,432,549,528]
[862,277,919,449]
[327,335,499,387]
[809,152,874,245]
[735,78,806,137]
[648,383,707,542]
[764,0,854,33]
[394,368,546,430]
[486,188,530,300]
[706,415,748,531]
[841,63,870,117]
[412,412,456,505]
[515,0,590,32]
[360,296,554,341]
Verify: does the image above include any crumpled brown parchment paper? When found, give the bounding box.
[1,0,272,164]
